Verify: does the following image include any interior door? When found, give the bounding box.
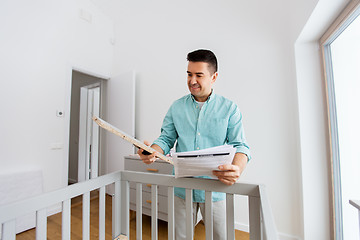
[106,71,135,194]
[78,84,100,181]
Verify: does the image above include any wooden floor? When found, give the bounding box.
[17,191,249,239]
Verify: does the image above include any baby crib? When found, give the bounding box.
[0,170,278,240]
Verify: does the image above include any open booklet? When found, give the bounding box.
[172,145,236,178]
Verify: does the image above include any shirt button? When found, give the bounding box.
[197,132,201,135]
[197,147,200,150]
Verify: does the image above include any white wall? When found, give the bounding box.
[0,0,114,192]
[93,0,319,239]
[0,0,351,238]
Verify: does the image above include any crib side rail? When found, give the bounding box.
[121,170,278,240]
[1,169,278,240]
[0,171,122,240]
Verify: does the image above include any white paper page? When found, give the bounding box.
[173,145,236,178]
[174,145,234,156]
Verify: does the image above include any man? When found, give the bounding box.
[138,49,251,239]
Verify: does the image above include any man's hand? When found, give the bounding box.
[212,164,241,185]
[212,152,247,185]
[137,141,162,165]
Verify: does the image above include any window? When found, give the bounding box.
[321,1,360,239]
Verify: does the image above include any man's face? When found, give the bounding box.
[187,61,218,102]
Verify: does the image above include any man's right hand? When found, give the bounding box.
[137,140,158,164]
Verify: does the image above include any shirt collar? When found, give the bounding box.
[190,89,215,103]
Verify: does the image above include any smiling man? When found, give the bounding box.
[138,49,251,239]
[187,60,217,102]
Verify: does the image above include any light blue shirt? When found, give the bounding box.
[153,92,251,202]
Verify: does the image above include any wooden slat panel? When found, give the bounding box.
[136,183,142,240]
[83,192,90,240]
[36,209,47,240]
[249,196,261,240]
[226,194,235,240]
[205,191,213,240]
[62,199,71,240]
[151,185,158,240]
[2,220,16,240]
[99,186,106,240]
[93,116,172,164]
[185,189,193,240]
[167,187,175,240]
[121,180,129,237]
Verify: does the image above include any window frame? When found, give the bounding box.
[320,0,360,239]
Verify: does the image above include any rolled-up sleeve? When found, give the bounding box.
[226,104,251,161]
[153,106,178,155]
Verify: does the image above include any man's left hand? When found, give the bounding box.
[212,164,241,185]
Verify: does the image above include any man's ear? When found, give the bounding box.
[211,72,218,84]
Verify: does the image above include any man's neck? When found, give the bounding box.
[193,90,213,102]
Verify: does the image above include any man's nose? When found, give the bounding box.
[189,76,197,84]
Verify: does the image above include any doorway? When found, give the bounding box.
[68,71,105,184]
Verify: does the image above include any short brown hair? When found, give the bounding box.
[187,49,218,74]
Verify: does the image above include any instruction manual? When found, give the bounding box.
[172,145,236,178]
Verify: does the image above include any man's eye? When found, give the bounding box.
[196,75,202,78]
